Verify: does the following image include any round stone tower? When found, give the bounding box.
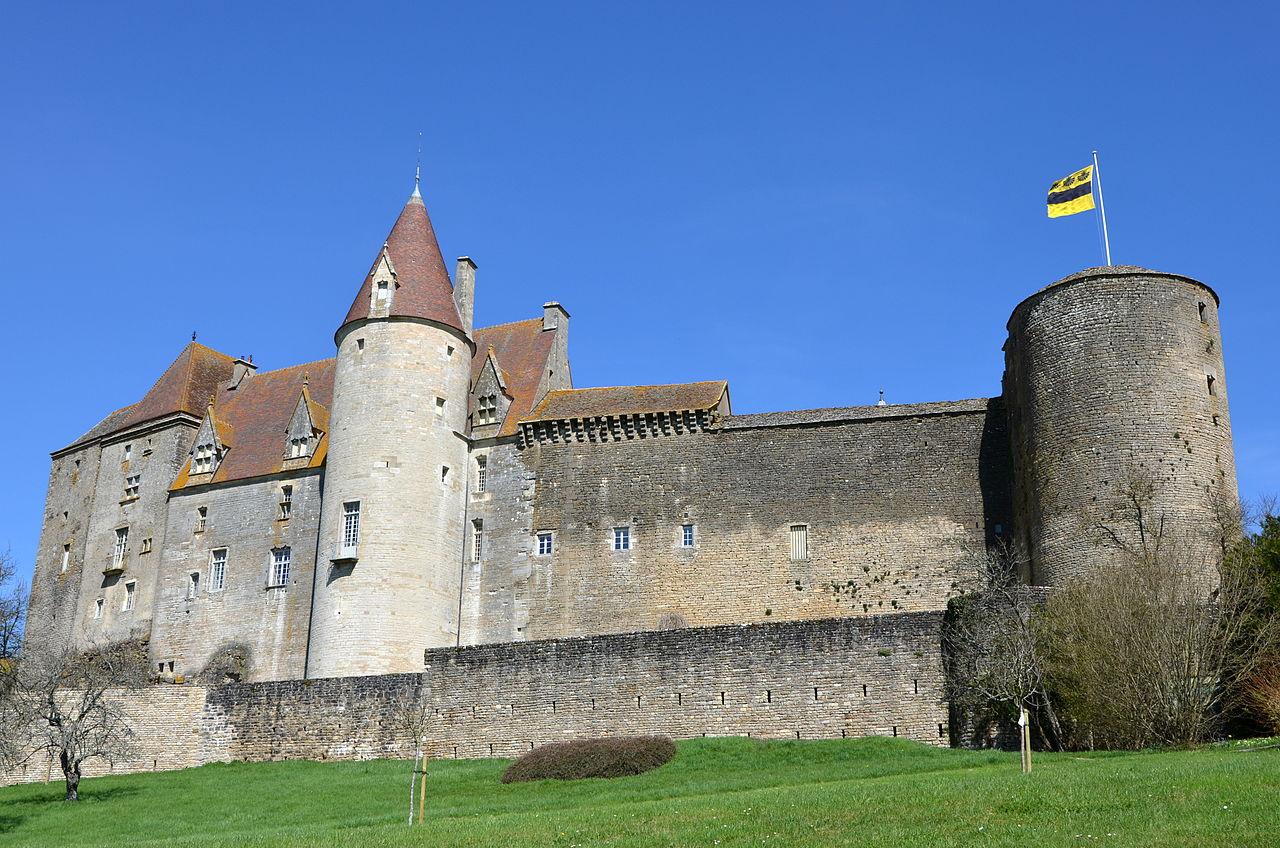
[307,184,474,678]
[1003,266,1236,587]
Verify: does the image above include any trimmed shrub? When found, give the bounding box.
[501,736,676,783]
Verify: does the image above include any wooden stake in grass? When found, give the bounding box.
[1018,706,1031,774]
[417,747,428,825]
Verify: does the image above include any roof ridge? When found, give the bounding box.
[545,380,727,395]
[475,316,542,332]
[239,357,336,380]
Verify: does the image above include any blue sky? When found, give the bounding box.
[1,3,1276,585]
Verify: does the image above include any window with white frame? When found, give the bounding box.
[192,443,216,474]
[61,543,70,573]
[270,547,291,587]
[477,394,498,425]
[341,502,361,551]
[789,524,809,562]
[472,520,483,562]
[122,581,136,611]
[94,598,104,620]
[187,571,200,599]
[210,548,227,592]
[123,474,140,499]
[112,528,128,567]
[612,526,631,551]
[476,455,487,493]
[682,524,695,547]
[278,485,293,520]
[537,531,553,556]
[195,506,207,533]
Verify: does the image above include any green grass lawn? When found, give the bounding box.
[2,737,1277,847]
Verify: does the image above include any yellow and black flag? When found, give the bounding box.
[1046,165,1096,218]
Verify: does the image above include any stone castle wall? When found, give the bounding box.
[465,400,1011,645]
[2,613,947,787]
[1003,268,1237,585]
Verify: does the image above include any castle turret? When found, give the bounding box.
[1003,266,1237,586]
[306,183,474,678]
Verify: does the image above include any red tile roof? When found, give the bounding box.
[472,318,558,437]
[340,194,463,335]
[60,342,237,453]
[526,381,729,422]
[172,359,336,489]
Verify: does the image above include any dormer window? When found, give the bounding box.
[192,443,216,474]
[477,394,499,425]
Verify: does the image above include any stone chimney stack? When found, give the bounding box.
[229,355,257,390]
[454,257,476,337]
[543,301,569,332]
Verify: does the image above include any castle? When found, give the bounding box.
[26,179,1238,693]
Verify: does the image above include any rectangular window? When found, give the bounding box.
[210,548,227,592]
[1207,374,1217,396]
[435,397,446,416]
[61,543,70,573]
[278,485,293,520]
[112,528,128,567]
[290,437,308,458]
[537,532,553,556]
[123,444,132,462]
[123,474,140,499]
[140,537,152,554]
[342,502,361,550]
[472,520,483,562]
[441,465,450,484]
[476,456,487,493]
[192,444,215,474]
[682,524,695,547]
[271,548,291,587]
[613,526,631,551]
[789,524,809,562]
[375,280,389,303]
[187,571,200,599]
[94,598,104,619]
[1198,301,1208,323]
[477,394,498,425]
[195,506,207,533]
[123,581,136,611]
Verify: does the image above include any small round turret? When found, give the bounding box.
[1003,266,1236,586]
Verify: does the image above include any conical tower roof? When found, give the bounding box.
[340,189,464,334]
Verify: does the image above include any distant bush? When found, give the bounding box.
[501,736,676,783]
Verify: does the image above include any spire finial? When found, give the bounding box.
[411,132,422,199]
[192,330,197,342]
[303,371,310,388]
[877,388,887,407]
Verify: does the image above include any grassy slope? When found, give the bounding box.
[1,737,1277,847]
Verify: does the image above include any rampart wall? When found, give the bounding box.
[2,613,948,786]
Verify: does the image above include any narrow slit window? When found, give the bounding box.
[122,581,136,611]
[1198,301,1207,323]
[94,598,104,620]
[61,543,70,573]
[1207,374,1217,396]
[278,485,293,520]
[472,520,483,562]
[476,456,487,493]
[195,506,207,533]
[187,571,200,599]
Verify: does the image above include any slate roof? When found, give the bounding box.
[527,381,729,423]
[340,193,464,334]
[472,318,558,437]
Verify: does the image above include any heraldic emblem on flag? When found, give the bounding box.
[1046,165,1096,218]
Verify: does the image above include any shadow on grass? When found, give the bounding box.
[0,784,142,832]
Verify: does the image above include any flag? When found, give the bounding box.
[1047,165,1096,218]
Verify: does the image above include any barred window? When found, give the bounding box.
[789,524,809,562]
[271,548,291,587]
[612,526,631,551]
[210,548,227,592]
[473,520,483,562]
[342,502,361,550]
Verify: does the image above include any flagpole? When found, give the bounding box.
[1092,149,1112,266]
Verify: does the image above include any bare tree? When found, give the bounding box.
[944,541,1062,751]
[390,674,438,825]
[1039,473,1278,749]
[0,636,149,800]
[0,550,26,661]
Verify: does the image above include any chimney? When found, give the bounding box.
[229,355,257,390]
[454,257,476,337]
[542,301,569,332]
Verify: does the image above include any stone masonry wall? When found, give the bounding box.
[467,401,1010,644]
[150,470,324,683]
[204,612,948,763]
